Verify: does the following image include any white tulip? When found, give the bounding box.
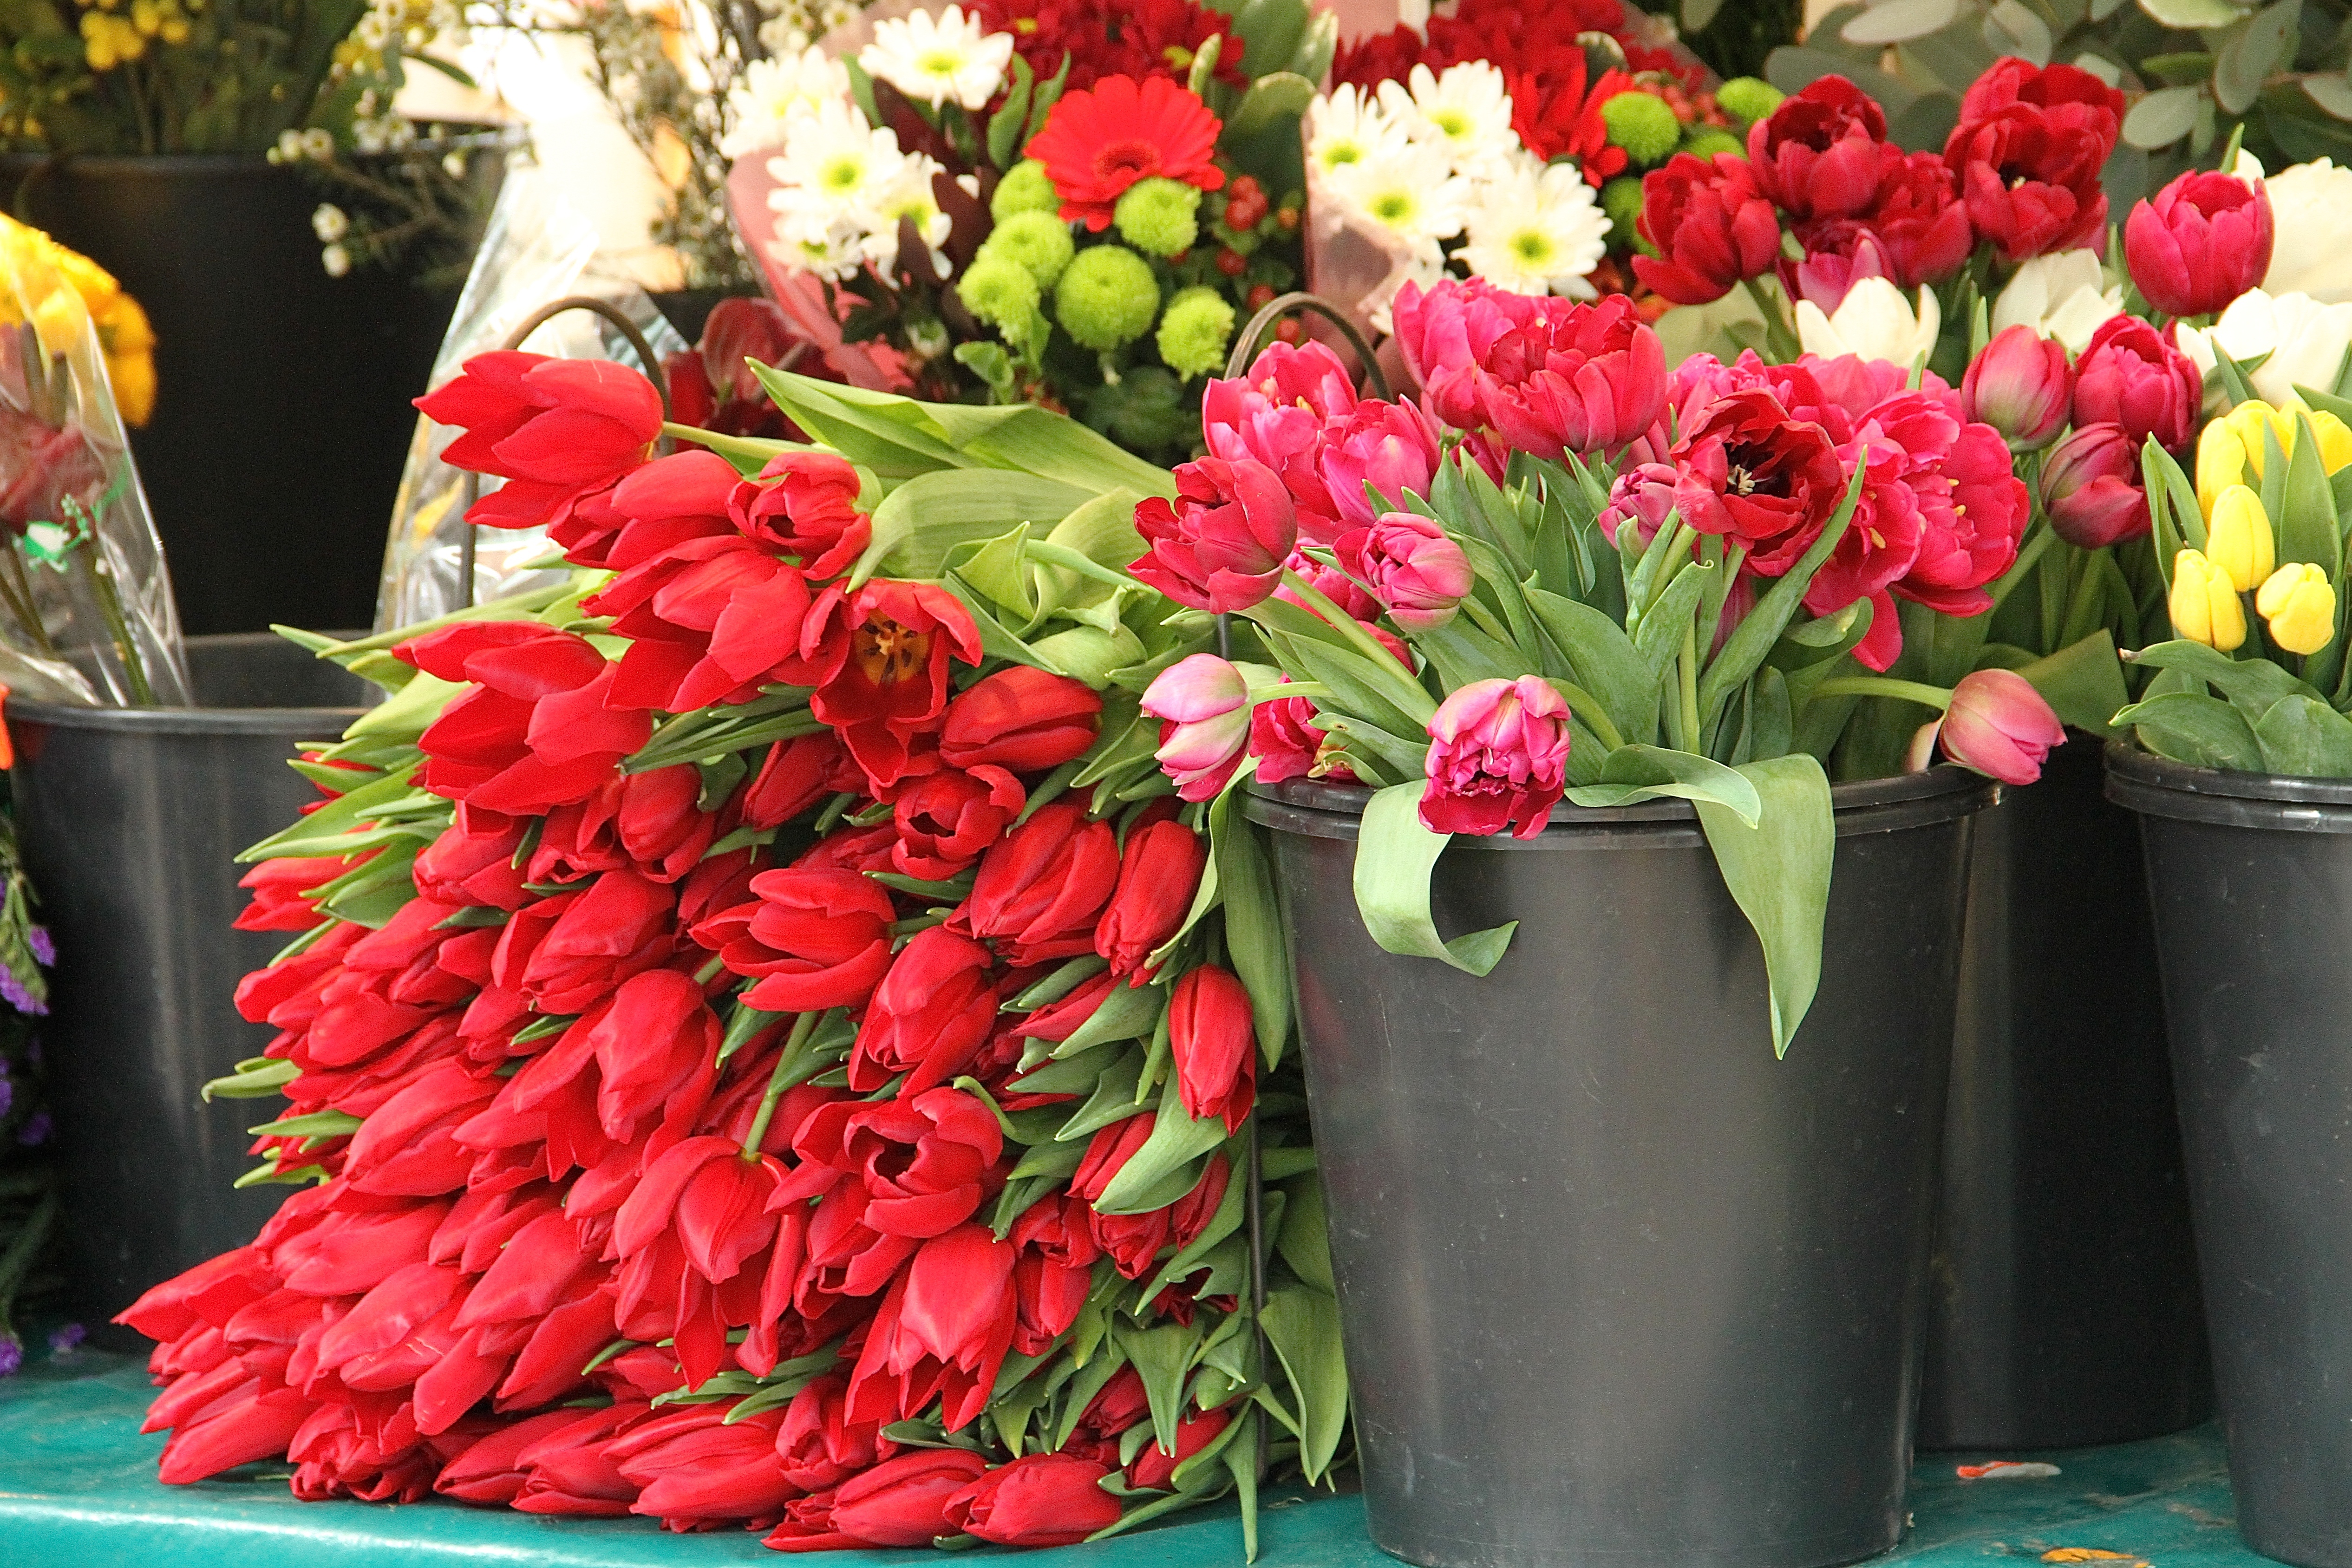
[1991,248,2122,354]
[2234,150,2352,305]
[1795,277,1942,371]
[2207,287,2352,407]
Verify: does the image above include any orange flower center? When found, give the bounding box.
[854,614,934,686]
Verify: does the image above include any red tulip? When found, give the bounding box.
[849,926,1002,1093]
[1126,1406,1232,1491]
[765,1447,990,1550]
[940,666,1104,773]
[946,1453,1124,1545]
[1858,150,1974,287]
[605,1401,796,1525]
[551,447,738,571]
[506,1403,648,1516]
[411,805,531,912]
[489,869,677,1016]
[1249,682,1353,786]
[2039,423,2150,548]
[1391,281,1667,458]
[2125,169,2274,320]
[581,967,719,1143]
[1093,817,1209,976]
[1141,654,1251,803]
[403,622,652,814]
[1008,1192,1100,1354]
[1656,389,1849,575]
[529,765,716,886]
[1086,1146,1230,1279]
[1961,325,2073,451]
[808,579,986,792]
[1942,63,2121,263]
[232,852,352,932]
[1132,456,1299,613]
[590,536,821,713]
[1633,153,1785,307]
[775,1371,896,1491]
[1746,76,1893,223]
[781,1086,1006,1239]
[732,449,871,579]
[890,764,1025,880]
[1202,340,1357,543]
[1337,513,1474,632]
[1932,669,2066,785]
[1317,397,1443,532]
[737,732,856,831]
[435,1410,588,1505]
[1170,964,1255,1135]
[341,1061,500,1196]
[2071,314,2201,452]
[960,799,1121,964]
[693,866,896,1013]
[415,351,662,532]
[844,1223,1019,1432]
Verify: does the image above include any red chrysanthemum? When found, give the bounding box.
[1024,73,1227,231]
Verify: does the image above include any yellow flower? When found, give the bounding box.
[2206,484,2276,591]
[2197,399,2352,517]
[2257,562,2339,655]
[0,214,157,425]
[2171,548,2248,651]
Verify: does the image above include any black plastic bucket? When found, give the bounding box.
[1244,767,1997,1568]
[9,634,372,1339]
[1918,734,2210,1450]
[2108,742,2352,1568]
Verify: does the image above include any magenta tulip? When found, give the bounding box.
[1961,325,2073,451]
[2124,170,2274,320]
[1420,676,1572,841]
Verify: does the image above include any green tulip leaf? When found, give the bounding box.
[2114,690,2267,771]
[1259,1285,1349,1483]
[1694,754,1835,1059]
[2015,630,2132,738]
[1566,743,1764,825]
[1350,783,1518,977]
[1525,587,1661,745]
[2254,694,2352,777]
[2127,639,2326,721]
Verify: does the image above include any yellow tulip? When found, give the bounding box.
[2171,549,2248,651]
[2258,563,2339,655]
[2198,399,2352,518]
[2198,411,2254,518]
[2206,484,2276,591]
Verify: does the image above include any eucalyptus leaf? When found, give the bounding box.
[2124,85,2203,149]
[2136,0,2247,24]
[1842,0,1962,44]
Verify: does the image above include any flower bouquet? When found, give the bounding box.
[0,213,184,706]
[721,0,1328,465]
[122,339,1342,1554]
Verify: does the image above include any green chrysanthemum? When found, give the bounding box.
[990,158,1059,221]
[957,255,1041,333]
[1600,176,1651,255]
[1681,129,1745,161]
[1601,91,1681,168]
[1715,77,1785,129]
[1113,177,1202,259]
[1156,286,1235,379]
[1055,244,1160,351]
[977,209,1076,288]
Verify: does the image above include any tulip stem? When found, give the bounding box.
[1675,621,1701,752]
[1741,276,1803,364]
[742,1012,819,1159]
[1813,676,1953,711]
[1988,523,2057,611]
[1548,680,1624,751]
[1268,571,1434,719]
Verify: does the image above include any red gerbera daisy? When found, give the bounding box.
[1024,74,1227,232]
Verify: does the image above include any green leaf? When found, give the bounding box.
[2114,691,2267,769]
[1091,1078,1228,1213]
[1275,1171,1334,1293]
[925,404,1176,498]
[1222,71,1316,139]
[2128,638,2326,720]
[1259,1286,1349,1483]
[2215,0,2293,117]
[2136,0,2247,24]
[1565,744,1764,825]
[1525,588,1661,746]
[852,471,1095,586]
[1350,783,1518,977]
[1214,797,1294,1067]
[2124,85,2204,148]
[747,366,971,478]
[987,54,1035,167]
[2254,694,2352,776]
[1697,463,1866,736]
[1110,1322,1199,1460]
[1630,561,1713,694]
[1841,0,1960,44]
[1694,755,1835,1058]
[2282,409,2343,583]
[2014,630,2131,738]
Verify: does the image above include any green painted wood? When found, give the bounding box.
[0,1347,2258,1568]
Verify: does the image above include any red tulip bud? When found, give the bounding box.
[2124,169,2274,320]
[1961,326,2073,451]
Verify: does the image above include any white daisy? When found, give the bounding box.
[1378,62,1521,180]
[769,98,907,225]
[1306,83,1410,181]
[1458,157,1609,297]
[721,47,851,160]
[1326,139,1470,247]
[859,4,1013,111]
[770,206,869,282]
[859,156,955,280]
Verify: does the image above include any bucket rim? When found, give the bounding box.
[1243,763,1999,845]
[2105,738,2352,830]
[10,632,375,736]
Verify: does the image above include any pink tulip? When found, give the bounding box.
[1131,457,1298,613]
[1420,676,1572,840]
[1318,399,1443,530]
[2124,170,2274,320]
[2039,423,2150,548]
[1141,654,1250,801]
[1933,669,2067,785]
[1961,325,2073,451]
[2071,316,2201,452]
[1338,513,1474,632]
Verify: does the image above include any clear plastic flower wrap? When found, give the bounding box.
[374,167,688,632]
[0,215,189,706]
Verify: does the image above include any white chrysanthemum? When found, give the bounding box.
[1796,277,1942,371]
[1378,62,1521,179]
[1306,83,1410,181]
[770,206,869,282]
[769,98,906,223]
[721,47,850,160]
[859,4,1013,111]
[1458,157,1609,297]
[1991,248,2121,354]
[1326,140,1470,246]
[860,156,955,279]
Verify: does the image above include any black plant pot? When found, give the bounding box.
[10,634,373,1340]
[2109,742,2352,1568]
[1917,734,2211,1450]
[1,154,495,637]
[1244,768,1996,1568]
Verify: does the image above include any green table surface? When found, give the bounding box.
[0,1346,2261,1568]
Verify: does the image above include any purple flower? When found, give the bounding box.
[0,973,45,1017]
[0,1075,13,1120]
[46,1323,84,1357]
[26,927,51,967]
[0,1336,20,1379]
[17,1111,49,1147]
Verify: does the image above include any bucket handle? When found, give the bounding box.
[1225,291,1394,401]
